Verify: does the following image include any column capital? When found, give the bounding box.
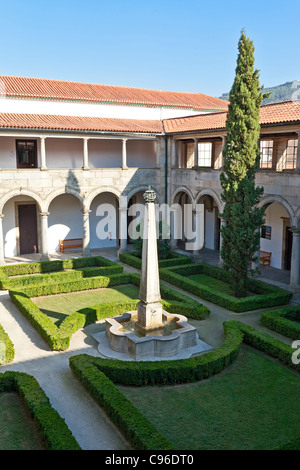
[81,209,91,216]
[0,213,4,219]
[40,211,50,217]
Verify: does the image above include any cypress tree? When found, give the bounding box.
[220,31,268,297]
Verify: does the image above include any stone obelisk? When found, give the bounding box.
[136,186,163,333]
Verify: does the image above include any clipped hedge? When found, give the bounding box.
[260,305,300,340]
[0,323,14,364]
[10,272,209,351]
[74,321,244,386]
[0,371,81,450]
[69,355,173,450]
[236,321,300,372]
[0,256,122,289]
[160,262,292,312]
[70,320,299,451]
[119,251,192,270]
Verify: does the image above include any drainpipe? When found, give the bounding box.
[164,136,168,205]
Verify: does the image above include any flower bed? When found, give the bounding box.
[260,305,300,339]
[0,371,80,450]
[159,262,292,312]
[0,256,122,289]
[10,272,209,351]
[118,251,192,270]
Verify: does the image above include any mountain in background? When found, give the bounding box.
[219,81,300,105]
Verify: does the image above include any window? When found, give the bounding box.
[284,139,298,170]
[260,140,273,169]
[198,142,212,167]
[16,140,37,168]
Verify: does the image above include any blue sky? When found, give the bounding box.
[0,0,299,97]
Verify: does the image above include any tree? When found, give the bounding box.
[220,31,268,297]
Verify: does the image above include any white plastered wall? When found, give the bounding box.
[89,192,118,249]
[260,203,290,269]
[3,196,39,256]
[48,194,83,253]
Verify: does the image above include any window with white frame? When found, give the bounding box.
[260,140,273,169]
[198,142,212,167]
[284,138,298,170]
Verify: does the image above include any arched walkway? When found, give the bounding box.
[2,194,43,259]
[88,192,119,250]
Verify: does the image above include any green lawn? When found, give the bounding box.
[33,284,140,325]
[0,393,45,450]
[118,345,300,450]
[188,273,253,297]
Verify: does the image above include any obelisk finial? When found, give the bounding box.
[143,186,156,203]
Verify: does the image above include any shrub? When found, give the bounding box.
[80,321,243,386]
[0,324,14,364]
[159,263,292,312]
[0,256,122,290]
[9,272,209,351]
[0,371,81,450]
[119,251,192,270]
[69,355,173,450]
[260,305,300,339]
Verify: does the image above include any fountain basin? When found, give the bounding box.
[105,310,198,360]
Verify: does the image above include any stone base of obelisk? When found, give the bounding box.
[135,300,164,335]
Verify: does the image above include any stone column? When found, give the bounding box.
[40,212,49,261]
[40,137,47,170]
[289,228,300,287]
[118,204,128,255]
[136,187,163,332]
[156,138,161,167]
[194,138,199,167]
[191,205,204,261]
[82,209,91,256]
[83,138,89,170]
[122,138,128,169]
[0,214,5,265]
[296,133,300,171]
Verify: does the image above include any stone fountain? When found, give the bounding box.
[93,186,212,361]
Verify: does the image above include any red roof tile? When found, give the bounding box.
[0,113,163,134]
[0,75,229,111]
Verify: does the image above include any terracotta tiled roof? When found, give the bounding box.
[163,100,300,133]
[163,111,227,133]
[0,75,229,111]
[260,100,300,125]
[0,113,163,134]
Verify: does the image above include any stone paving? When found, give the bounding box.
[0,247,298,450]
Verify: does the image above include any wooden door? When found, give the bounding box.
[18,204,38,254]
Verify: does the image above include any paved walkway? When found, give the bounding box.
[0,247,298,450]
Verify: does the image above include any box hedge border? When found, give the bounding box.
[9,272,209,351]
[119,251,192,270]
[69,356,173,451]
[159,262,292,312]
[74,320,299,387]
[260,305,300,339]
[0,323,14,364]
[0,256,122,290]
[70,320,299,450]
[0,371,81,450]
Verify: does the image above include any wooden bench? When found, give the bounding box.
[59,238,83,253]
[260,250,271,266]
